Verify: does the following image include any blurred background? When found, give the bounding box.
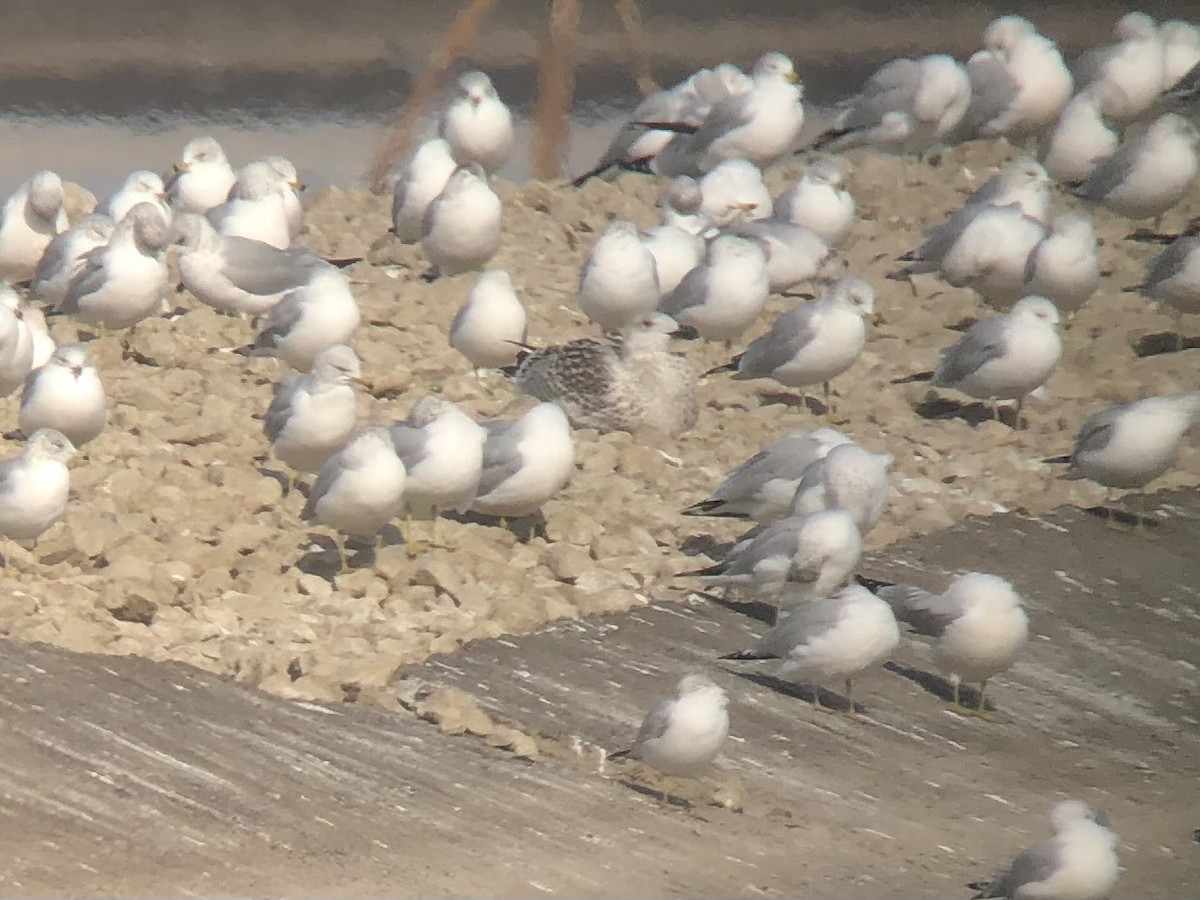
[0,0,1195,195]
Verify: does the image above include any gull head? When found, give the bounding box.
[1051,799,1107,832]
[753,51,800,86]
[458,70,498,107]
[178,135,228,172]
[27,171,65,221]
[944,572,1024,617]
[50,343,92,379]
[831,275,876,317]
[664,176,703,215]
[265,155,304,192]
[1012,295,1061,326]
[26,428,76,465]
[78,213,116,246]
[124,170,166,199]
[982,15,1036,54]
[127,203,172,254]
[311,344,363,387]
[805,158,846,189]
[676,673,728,709]
[1115,11,1157,40]
[169,213,214,251]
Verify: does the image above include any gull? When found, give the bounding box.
[1074,113,1200,220]
[392,137,457,243]
[439,70,514,175]
[261,156,304,240]
[578,219,660,330]
[22,305,55,370]
[896,296,1062,425]
[789,442,893,536]
[263,343,362,479]
[863,572,1029,714]
[680,508,862,622]
[29,213,114,308]
[726,219,838,294]
[721,583,899,715]
[1073,11,1165,123]
[301,427,407,572]
[659,175,707,234]
[508,313,698,436]
[706,275,875,407]
[1022,212,1101,314]
[1161,19,1200,93]
[773,159,855,247]
[0,429,76,545]
[243,266,361,371]
[937,204,1048,310]
[698,159,772,226]
[1130,220,1200,315]
[0,171,68,282]
[892,158,1051,278]
[650,51,804,178]
[59,203,171,331]
[0,286,34,397]
[100,170,171,225]
[815,54,971,155]
[173,214,329,317]
[960,15,1074,139]
[970,800,1119,900]
[1046,391,1200,497]
[681,427,851,523]
[420,164,502,278]
[639,223,704,297]
[659,233,769,343]
[1038,88,1120,185]
[608,674,729,784]
[470,402,575,520]
[390,396,487,546]
[449,269,528,370]
[166,135,237,215]
[19,344,106,447]
[207,159,294,249]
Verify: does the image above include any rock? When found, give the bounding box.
[108,594,157,625]
[540,543,591,582]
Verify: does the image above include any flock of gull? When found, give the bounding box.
[0,8,1197,898]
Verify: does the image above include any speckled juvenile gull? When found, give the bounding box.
[727,219,838,294]
[30,213,114,308]
[263,344,362,477]
[1162,20,1200,93]
[698,159,772,226]
[659,233,769,343]
[789,442,892,535]
[1131,221,1200,314]
[421,165,502,278]
[100,170,171,225]
[19,344,106,447]
[174,214,329,316]
[390,396,486,542]
[862,571,1028,713]
[959,15,1073,139]
[509,312,698,436]
[392,138,457,244]
[244,265,361,371]
[607,674,729,779]
[166,136,237,215]
[0,285,34,397]
[681,427,850,523]
[707,275,875,401]
[0,428,76,545]
[1047,390,1200,492]
[470,402,575,519]
[439,70,514,175]
[897,296,1061,423]
[970,800,1119,900]
[1022,212,1101,313]
[815,54,970,155]
[773,159,855,247]
[1037,89,1119,185]
[450,269,528,370]
[578,219,660,331]
[207,159,294,249]
[302,427,407,570]
[1073,11,1164,122]
[650,51,804,178]
[721,583,899,714]
[1074,113,1200,220]
[0,171,68,282]
[681,508,862,621]
[59,203,171,330]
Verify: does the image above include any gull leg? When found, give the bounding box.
[404,510,426,557]
[950,677,968,715]
[843,678,857,719]
[336,539,349,574]
[810,685,835,715]
[1015,395,1025,430]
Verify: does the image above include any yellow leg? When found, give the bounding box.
[843,678,857,719]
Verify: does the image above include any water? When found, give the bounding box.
[0,0,1195,197]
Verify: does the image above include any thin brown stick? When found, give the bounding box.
[613,0,660,96]
[530,0,581,181]
[364,0,499,195]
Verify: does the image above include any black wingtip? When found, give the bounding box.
[719,649,775,662]
[571,162,611,188]
[675,562,725,579]
[855,574,895,593]
[703,356,739,377]
[232,344,255,358]
[891,371,934,385]
[633,120,699,135]
[885,269,913,282]
[1043,454,1072,465]
[325,256,364,269]
[681,501,747,519]
[1121,284,1145,294]
[606,748,631,760]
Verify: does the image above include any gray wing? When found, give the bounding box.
[933,317,1009,386]
[0,455,18,500]
[475,419,526,497]
[252,292,304,351]
[721,520,801,576]
[18,365,47,409]
[220,236,322,296]
[964,55,1020,133]
[301,454,343,520]
[755,596,848,657]
[31,231,73,286]
[735,304,818,378]
[683,92,755,157]
[631,696,674,751]
[659,264,709,317]
[976,837,1064,899]
[389,423,430,471]
[874,584,955,637]
[1073,407,1122,457]
[1075,138,1138,202]
[1143,236,1200,290]
[839,58,922,131]
[263,375,301,442]
[60,247,108,311]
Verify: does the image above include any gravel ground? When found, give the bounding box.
[1,139,1197,705]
